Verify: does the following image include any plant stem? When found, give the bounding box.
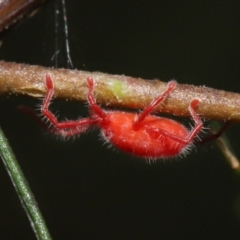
[0,0,49,34]
[210,122,240,172]
[1,61,240,122]
[0,127,52,240]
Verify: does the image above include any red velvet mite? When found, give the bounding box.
[40,74,203,159]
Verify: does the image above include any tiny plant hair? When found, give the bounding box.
[40,74,204,159]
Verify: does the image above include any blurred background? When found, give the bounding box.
[0,0,240,239]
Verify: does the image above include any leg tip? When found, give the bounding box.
[168,80,177,91]
[191,99,200,108]
[87,77,94,88]
[45,74,54,90]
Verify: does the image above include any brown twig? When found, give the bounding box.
[215,136,240,171]
[0,60,240,122]
[0,0,49,34]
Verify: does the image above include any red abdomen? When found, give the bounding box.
[99,112,190,159]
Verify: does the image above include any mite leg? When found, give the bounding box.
[41,74,94,136]
[134,81,177,127]
[146,99,203,145]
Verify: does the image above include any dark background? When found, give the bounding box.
[0,0,240,239]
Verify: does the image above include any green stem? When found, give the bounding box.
[0,127,52,240]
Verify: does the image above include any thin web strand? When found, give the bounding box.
[61,0,73,68]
